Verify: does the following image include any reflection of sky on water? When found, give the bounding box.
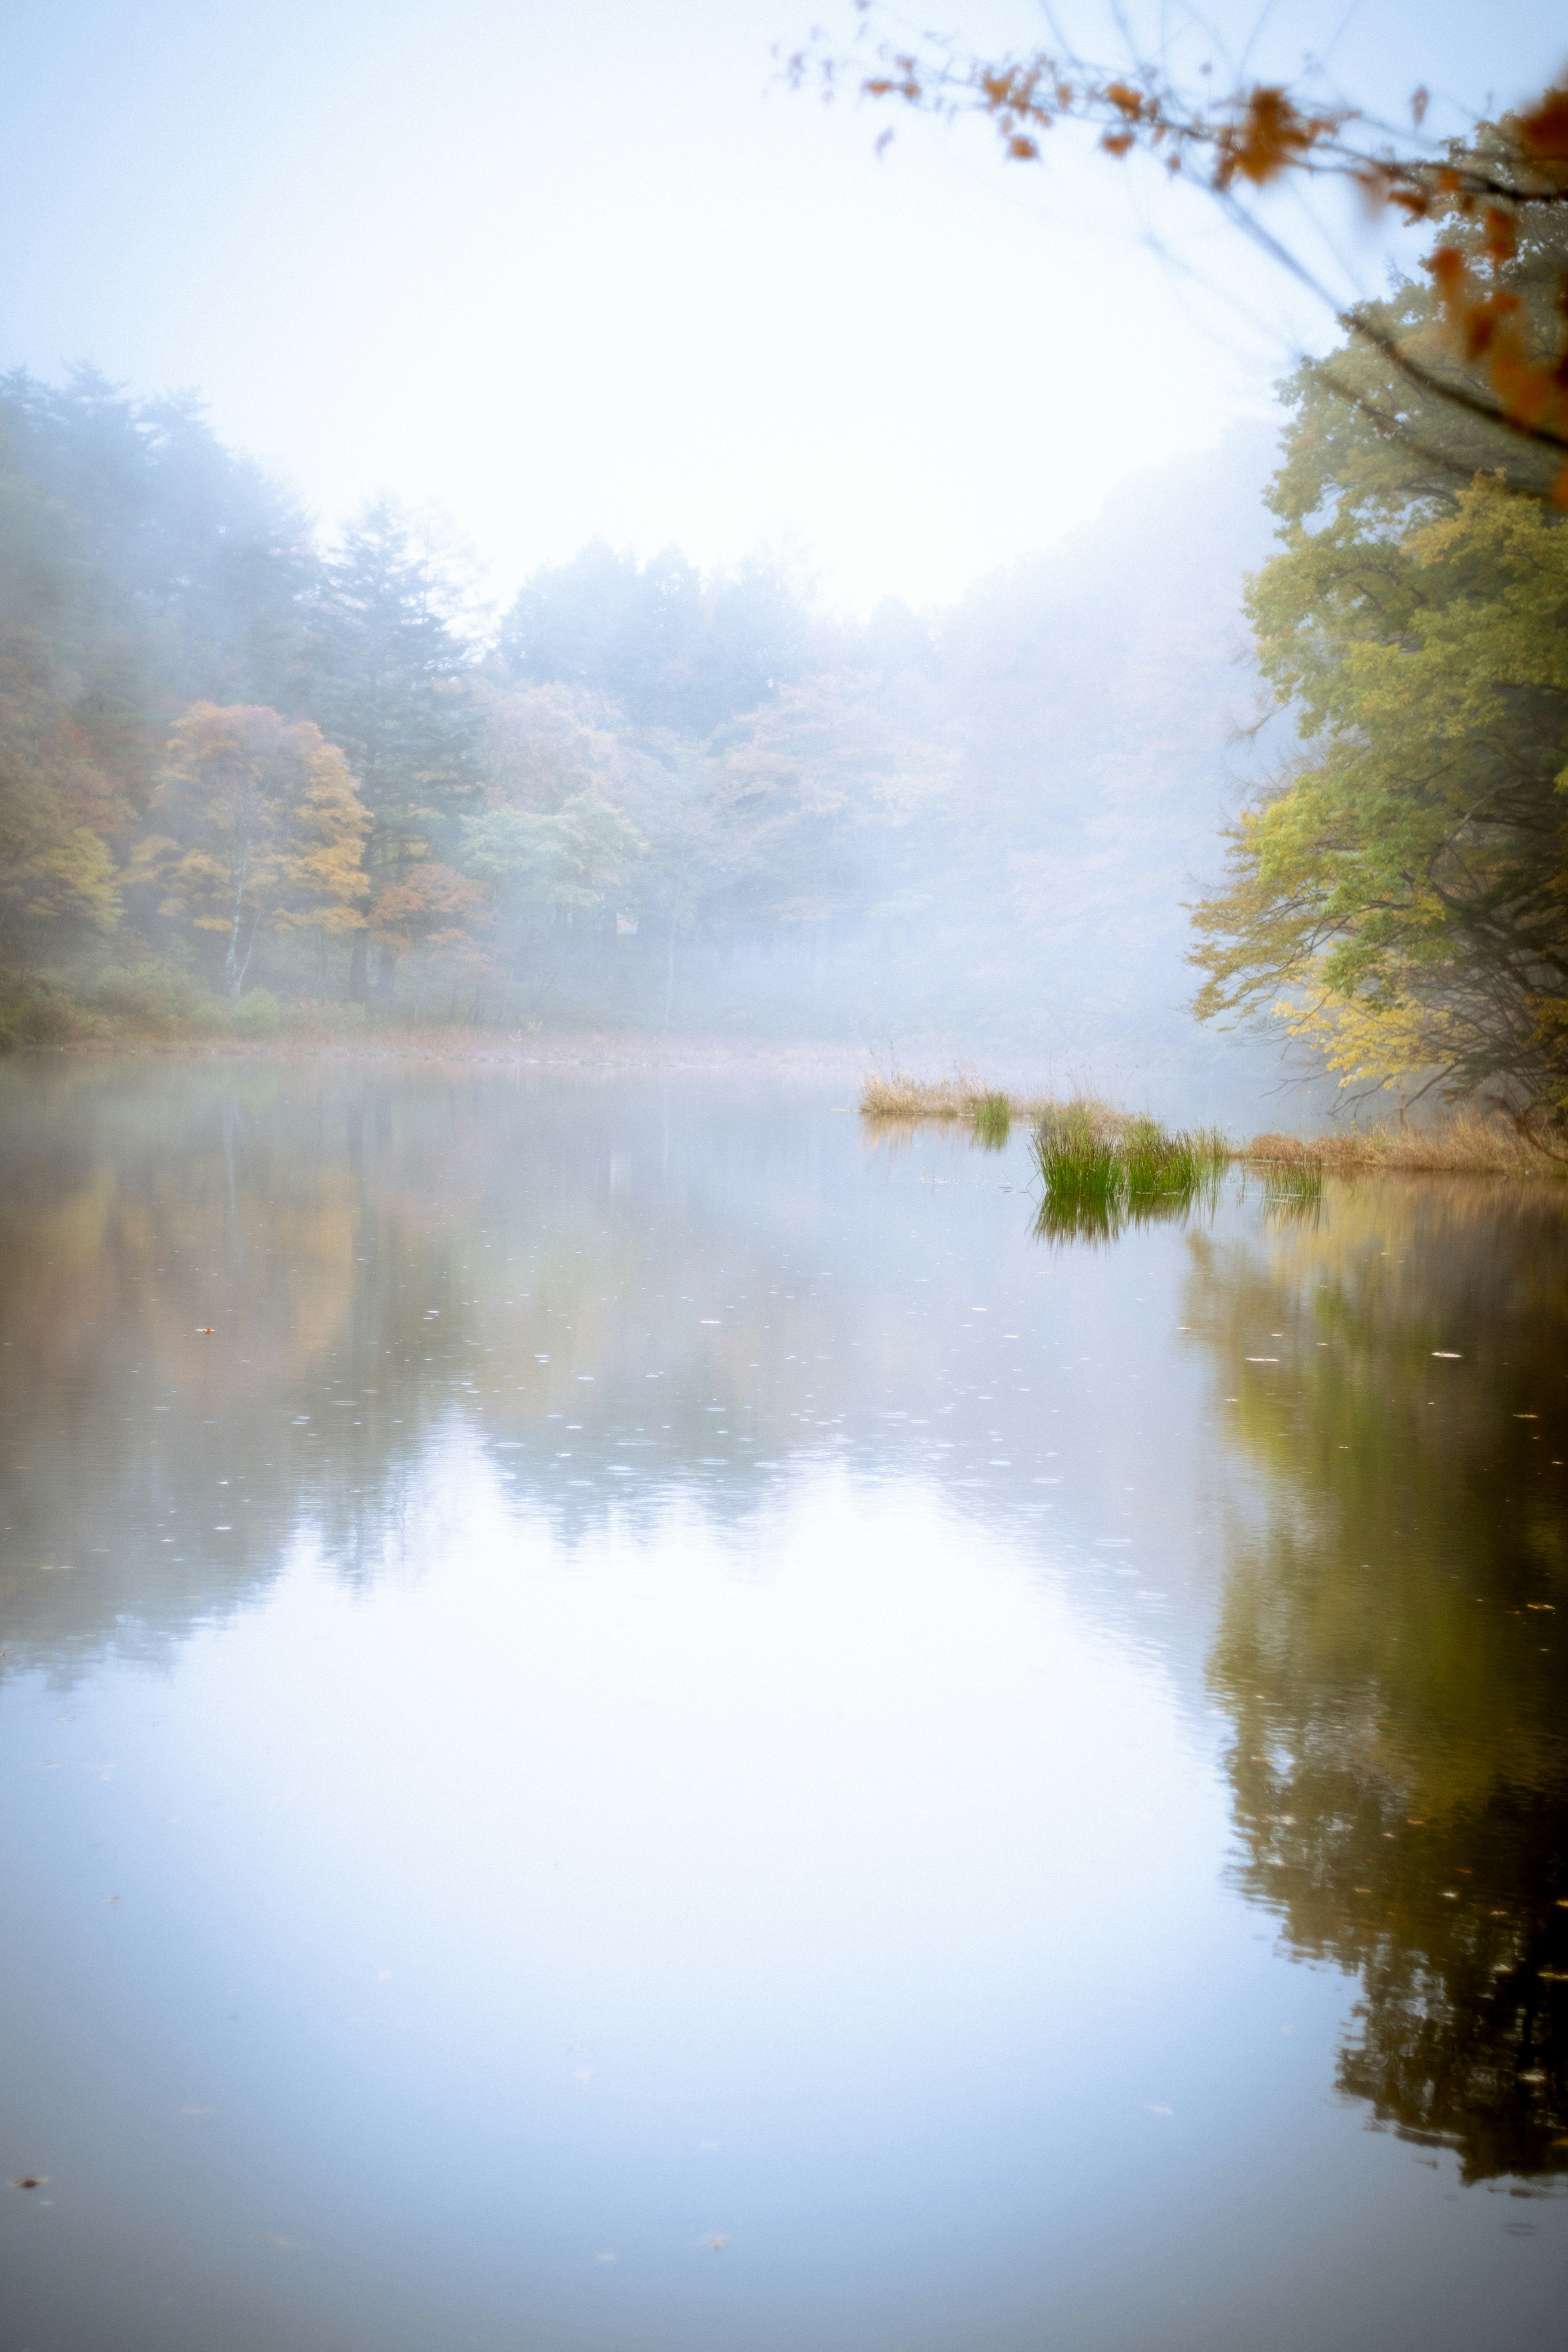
[1,1064,1564,2349]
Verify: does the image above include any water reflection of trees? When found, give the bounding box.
[1189,1180,1568,2182]
[0,1062,1069,1681]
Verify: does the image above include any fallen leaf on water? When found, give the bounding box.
[697,2234,728,2252]
[196,1327,214,1337]
[11,2176,46,2189]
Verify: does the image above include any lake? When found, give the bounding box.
[1,1060,1564,2350]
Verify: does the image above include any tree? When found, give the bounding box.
[369,860,494,1020]
[1190,220,1568,1131]
[0,366,315,734]
[788,10,1568,498]
[720,665,956,939]
[130,704,368,994]
[495,541,813,735]
[0,627,123,971]
[461,793,643,1008]
[308,499,484,1001]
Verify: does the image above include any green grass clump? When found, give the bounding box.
[1032,1101,1124,1239]
[971,1091,1012,1150]
[1033,1104,1226,1242]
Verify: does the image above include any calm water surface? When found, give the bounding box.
[1,1062,1565,2351]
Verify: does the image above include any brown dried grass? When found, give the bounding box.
[859,1063,987,1119]
[1242,1113,1560,1178]
[858,1062,1132,1133]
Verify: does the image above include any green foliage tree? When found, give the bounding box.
[1192,213,1568,1132]
[130,704,368,994]
[308,499,485,1001]
[461,793,643,1006]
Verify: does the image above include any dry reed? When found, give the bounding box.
[1242,1114,1561,1179]
[858,1063,1129,1134]
[858,1063,988,1119]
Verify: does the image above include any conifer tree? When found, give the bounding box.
[309,500,483,999]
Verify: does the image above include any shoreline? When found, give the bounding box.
[9,1038,1563,1177]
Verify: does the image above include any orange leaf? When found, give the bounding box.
[1519,88,1568,161]
[1483,206,1518,265]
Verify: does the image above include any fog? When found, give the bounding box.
[0,0,1561,1108]
[5,14,1568,2340]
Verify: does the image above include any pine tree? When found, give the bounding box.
[309,500,483,1000]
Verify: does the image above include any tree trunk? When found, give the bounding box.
[348,928,369,1003]
[234,906,264,994]
[374,945,398,1003]
[223,835,254,996]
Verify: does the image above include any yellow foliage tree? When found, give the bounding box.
[131,704,368,996]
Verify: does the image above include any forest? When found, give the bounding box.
[0,358,1276,1094]
[3,154,1566,1130]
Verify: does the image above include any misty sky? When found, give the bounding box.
[2,1,1561,611]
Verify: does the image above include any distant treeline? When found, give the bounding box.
[0,363,1274,1067]
[6,194,1564,1130]
[0,363,885,1019]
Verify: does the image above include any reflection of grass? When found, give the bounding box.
[1261,1161,1324,1224]
[971,1092,1011,1150]
[1032,1104,1226,1242]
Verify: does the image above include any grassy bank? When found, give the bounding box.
[858,1067,1565,1179]
[1241,1117,1556,1178]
